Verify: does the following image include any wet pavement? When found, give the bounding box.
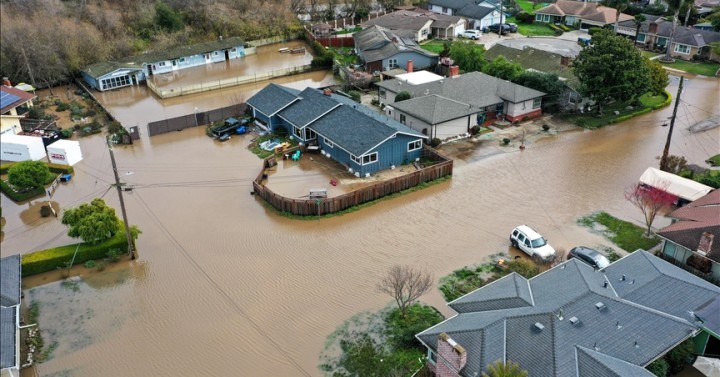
[2,74,718,377]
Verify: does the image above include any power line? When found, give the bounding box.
[131,191,313,377]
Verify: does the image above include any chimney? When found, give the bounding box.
[323,88,332,96]
[407,60,414,73]
[649,22,658,34]
[436,333,467,377]
[560,56,570,66]
[2,77,10,87]
[697,232,714,256]
[449,65,460,77]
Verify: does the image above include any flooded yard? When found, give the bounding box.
[2,74,718,377]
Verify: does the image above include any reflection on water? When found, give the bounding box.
[2,75,717,377]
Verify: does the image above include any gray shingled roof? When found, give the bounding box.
[0,255,21,308]
[695,296,720,336]
[485,44,580,90]
[310,104,400,156]
[449,272,533,313]
[126,37,245,65]
[457,3,495,20]
[80,62,143,80]
[576,346,655,377]
[428,0,474,10]
[377,71,545,109]
[417,251,719,377]
[278,88,340,128]
[0,306,17,370]
[389,95,479,124]
[362,11,435,32]
[636,18,720,47]
[354,25,437,63]
[246,83,300,117]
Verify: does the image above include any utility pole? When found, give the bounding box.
[659,75,684,172]
[498,2,504,38]
[107,136,136,260]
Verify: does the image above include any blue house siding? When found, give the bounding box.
[81,72,99,91]
[144,45,245,75]
[384,52,436,71]
[318,133,424,176]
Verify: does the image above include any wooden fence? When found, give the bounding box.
[147,104,246,136]
[252,146,453,216]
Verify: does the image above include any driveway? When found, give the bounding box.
[495,36,585,57]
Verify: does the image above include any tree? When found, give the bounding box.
[633,14,647,43]
[601,0,630,33]
[662,0,694,61]
[624,183,677,236]
[7,161,51,191]
[572,29,650,114]
[482,56,524,81]
[644,57,669,95]
[61,198,121,244]
[395,91,412,102]
[450,40,486,72]
[483,360,529,377]
[154,1,184,32]
[646,358,669,377]
[377,265,432,319]
[514,71,566,109]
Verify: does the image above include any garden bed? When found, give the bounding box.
[577,211,660,252]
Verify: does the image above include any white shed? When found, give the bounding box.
[638,167,714,203]
[47,139,83,166]
[0,134,46,162]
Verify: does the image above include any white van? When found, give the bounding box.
[510,225,556,260]
[459,29,481,40]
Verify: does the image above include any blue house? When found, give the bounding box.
[82,37,245,92]
[353,25,438,73]
[247,84,428,177]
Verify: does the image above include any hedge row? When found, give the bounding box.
[610,90,672,124]
[21,225,128,277]
[0,162,74,175]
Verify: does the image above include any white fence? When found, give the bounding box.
[147,64,313,99]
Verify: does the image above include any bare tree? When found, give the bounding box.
[625,182,677,236]
[377,265,433,319]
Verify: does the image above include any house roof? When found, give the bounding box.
[377,71,545,116]
[362,10,436,32]
[0,306,17,370]
[355,25,438,63]
[535,0,632,24]
[636,18,720,47]
[457,3,495,20]
[246,86,426,157]
[278,87,340,128]
[658,190,720,262]
[428,0,474,10]
[449,272,534,313]
[126,36,245,65]
[417,250,719,377]
[1,86,36,115]
[0,255,21,308]
[81,61,143,80]
[694,296,720,336]
[485,44,580,90]
[246,83,300,117]
[389,94,480,124]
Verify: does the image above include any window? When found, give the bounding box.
[657,37,667,47]
[636,34,645,43]
[305,128,316,140]
[535,14,542,21]
[400,114,406,124]
[442,7,448,13]
[362,152,378,164]
[543,14,550,22]
[421,29,429,36]
[179,58,186,63]
[294,126,303,139]
[172,60,177,66]
[532,98,542,109]
[408,140,422,152]
[388,59,398,69]
[351,154,360,164]
[674,44,690,54]
[214,51,219,55]
[158,62,166,67]
[324,137,334,148]
[380,88,386,98]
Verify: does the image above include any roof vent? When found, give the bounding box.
[634,341,639,348]
[616,321,622,329]
[534,322,545,331]
[621,274,626,281]
[630,279,635,284]
[569,316,579,325]
[595,302,606,310]
[556,309,564,321]
[603,281,608,288]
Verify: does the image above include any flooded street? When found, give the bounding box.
[2,74,718,377]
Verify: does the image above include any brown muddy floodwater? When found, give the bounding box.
[1,74,718,377]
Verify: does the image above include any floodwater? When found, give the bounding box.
[2,74,718,377]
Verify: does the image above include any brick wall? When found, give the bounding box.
[505,108,542,123]
[435,333,466,377]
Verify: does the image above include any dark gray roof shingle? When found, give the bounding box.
[0,306,17,370]
[0,255,21,308]
[417,252,718,377]
[310,104,398,156]
[449,272,533,313]
[278,88,340,128]
[246,83,300,116]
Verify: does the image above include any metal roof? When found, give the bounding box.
[0,306,17,370]
[0,255,21,308]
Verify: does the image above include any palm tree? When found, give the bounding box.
[634,14,647,45]
[482,360,529,377]
[663,0,694,61]
[601,0,631,33]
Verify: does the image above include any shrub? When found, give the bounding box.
[502,138,511,145]
[106,248,122,263]
[542,124,550,131]
[430,138,441,147]
[647,358,669,377]
[84,260,97,269]
[55,102,69,112]
[687,254,712,273]
[95,261,107,271]
[384,304,444,350]
[699,170,720,189]
[558,24,570,32]
[665,339,694,374]
[588,27,603,36]
[73,124,82,131]
[348,90,361,103]
[60,128,73,138]
[470,125,481,135]
[554,29,564,36]
[40,205,53,217]
[84,109,97,117]
[395,91,412,102]
[516,11,535,23]
[21,225,128,276]
[502,258,539,278]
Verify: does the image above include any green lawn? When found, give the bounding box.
[641,50,661,59]
[514,0,546,13]
[578,211,661,252]
[659,59,720,76]
[638,92,667,108]
[506,17,556,36]
[708,154,720,166]
[419,39,446,54]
